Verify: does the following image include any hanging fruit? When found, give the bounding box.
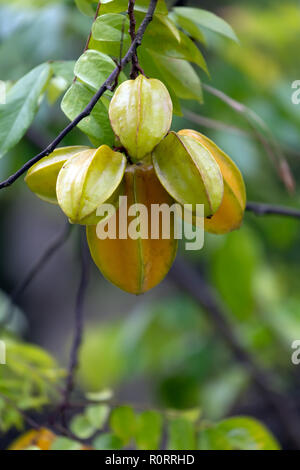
[56,145,126,225]
[152,131,224,218]
[25,72,246,294]
[25,146,90,204]
[87,164,178,295]
[178,129,246,234]
[109,75,173,161]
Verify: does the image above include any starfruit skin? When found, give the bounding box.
[178,130,246,234]
[56,145,126,225]
[152,131,224,218]
[87,164,178,295]
[109,75,173,162]
[25,146,90,204]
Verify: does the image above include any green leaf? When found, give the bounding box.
[157,14,181,42]
[170,12,206,43]
[75,50,126,91]
[75,0,96,17]
[212,229,259,320]
[147,51,203,103]
[47,77,69,105]
[93,432,123,450]
[100,0,168,16]
[47,62,76,105]
[50,437,82,451]
[61,82,114,147]
[91,11,206,71]
[86,389,114,402]
[92,14,130,42]
[70,414,95,440]
[198,417,280,450]
[0,63,52,158]
[86,404,110,429]
[50,61,76,84]
[109,405,136,445]
[88,37,125,59]
[176,31,208,72]
[173,7,238,42]
[7,340,57,369]
[167,417,196,450]
[139,14,208,70]
[167,408,201,423]
[139,49,182,116]
[135,411,163,450]
[70,404,110,439]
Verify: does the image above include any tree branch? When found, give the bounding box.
[1,222,73,329]
[170,257,300,449]
[60,229,90,424]
[83,1,102,55]
[128,0,142,78]
[246,201,300,219]
[203,83,295,193]
[0,0,158,190]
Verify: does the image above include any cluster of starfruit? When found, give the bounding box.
[26,75,246,295]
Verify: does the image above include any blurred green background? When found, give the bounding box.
[1,0,300,450]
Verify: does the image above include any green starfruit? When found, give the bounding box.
[25,146,90,204]
[56,145,126,225]
[152,131,224,217]
[109,75,173,161]
[178,129,246,233]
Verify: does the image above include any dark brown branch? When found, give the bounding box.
[246,202,300,219]
[0,0,158,190]
[170,257,300,449]
[128,0,140,79]
[128,0,137,44]
[1,223,73,328]
[60,229,90,423]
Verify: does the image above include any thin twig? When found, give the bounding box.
[203,83,295,193]
[83,1,102,54]
[0,0,158,190]
[246,202,300,219]
[111,16,127,92]
[72,1,103,85]
[0,223,73,329]
[183,109,300,159]
[170,258,300,449]
[60,229,90,424]
[128,0,142,78]
[183,109,250,137]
